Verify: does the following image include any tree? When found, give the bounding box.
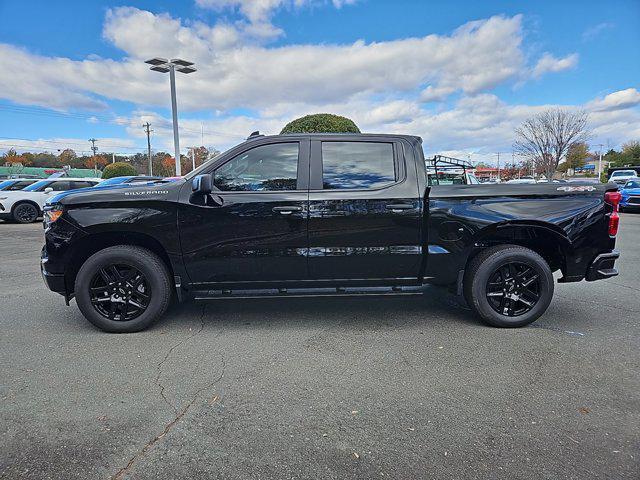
[102,162,137,179]
[621,141,640,164]
[85,154,109,170]
[566,142,589,170]
[58,149,77,166]
[514,108,589,181]
[281,113,360,134]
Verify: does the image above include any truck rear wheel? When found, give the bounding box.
[464,245,554,328]
[75,246,172,333]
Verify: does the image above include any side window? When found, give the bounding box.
[214,143,299,192]
[321,142,396,190]
[7,181,31,191]
[50,181,72,191]
[71,181,94,189]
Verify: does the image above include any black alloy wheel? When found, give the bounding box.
[464,244,554,328]
[485,262,541,317]
[13,203,38,223]
[89,264,151,321]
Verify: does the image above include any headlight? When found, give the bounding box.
[43,205,63,228]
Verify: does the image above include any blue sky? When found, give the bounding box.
[0,0,638,161]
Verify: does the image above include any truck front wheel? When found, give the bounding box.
[74,246,172,333]
[464,245,554,328]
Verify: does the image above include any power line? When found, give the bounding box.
[0,136,143,151]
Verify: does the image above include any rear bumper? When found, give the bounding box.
[585,250,619,281]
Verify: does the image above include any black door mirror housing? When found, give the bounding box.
[192,174,212,195]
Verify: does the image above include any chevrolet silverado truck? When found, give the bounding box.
[41,133,622,333]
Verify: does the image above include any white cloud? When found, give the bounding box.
[1,7,637,161]
[532,52,578,78]
[582,22,614,41]
[193,0,357,41]
[0,11,530,113]
[587,88,640,112]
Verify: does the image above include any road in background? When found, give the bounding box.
[1,215,638,479]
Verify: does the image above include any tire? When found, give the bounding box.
[464,245,554,328]
[12,202,39,223]
[75,246,172,333]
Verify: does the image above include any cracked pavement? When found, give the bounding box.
[0,214,639,479]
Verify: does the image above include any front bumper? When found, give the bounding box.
[41,247,66,295]
[585,250,619,281]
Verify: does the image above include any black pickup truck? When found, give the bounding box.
[41,133,622,332]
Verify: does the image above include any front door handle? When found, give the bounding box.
[273,206,303,215]
[386,204,415,212]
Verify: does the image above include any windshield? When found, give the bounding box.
[612,170,636,177]
[624,180,640,189]
[0,180,13,190]
[23,180,51,191]
[98,177,129,186]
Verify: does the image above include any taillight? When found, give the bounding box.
[605,191,622,237]
[605,191,622,210]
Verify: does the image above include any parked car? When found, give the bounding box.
[41,133,621,333]
[506,178,537,184]
[0,178,100,223]
[97,175,164,186]
[0,179,38,191]
[609,169,638,187]
[620,179,640,212]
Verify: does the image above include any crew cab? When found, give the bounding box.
[1,177,100,223]
[41,134,622,332]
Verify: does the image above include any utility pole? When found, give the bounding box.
[596,143,604,181]
[89,138,98,156]
[89,138,98,175]
[112,153,115,164]
[191,148,196,172]
[143,122,153,175]
[496,152,501,182]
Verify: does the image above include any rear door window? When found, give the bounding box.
[321,142,396,190]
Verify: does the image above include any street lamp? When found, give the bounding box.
[145,57,197,176]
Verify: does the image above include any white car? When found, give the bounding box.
[0,178,100,223]
[609,169,638,186]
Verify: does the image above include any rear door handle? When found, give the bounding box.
[273,206,303,215]
[386,204,415,212]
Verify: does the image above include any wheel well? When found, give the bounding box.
[470,225,568,275]
[65,231,174,292]
[12,200,41,215]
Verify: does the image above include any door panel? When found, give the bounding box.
[307,139,422,280]
[178,139,310,285]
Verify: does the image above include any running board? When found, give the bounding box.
[192,285,426,301]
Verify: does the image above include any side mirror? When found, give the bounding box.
[44,187,54,194]
[192,174,212,195]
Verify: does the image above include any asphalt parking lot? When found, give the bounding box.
[1,215,638,480]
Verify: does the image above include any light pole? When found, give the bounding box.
[145,58,197,176]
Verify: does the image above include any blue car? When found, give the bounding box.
[98,175,164,186]
[620,179,640,212]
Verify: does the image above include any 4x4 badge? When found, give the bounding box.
[557,185,596,192]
